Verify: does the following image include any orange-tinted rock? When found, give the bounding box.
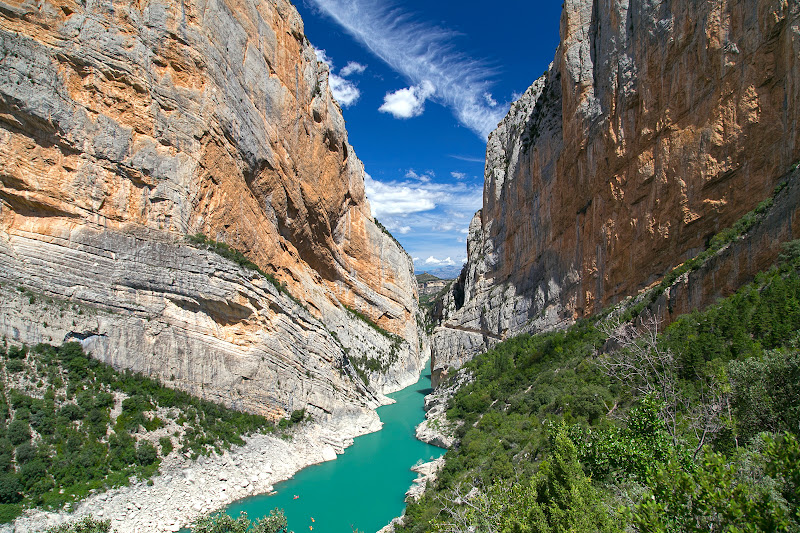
[432,0,800,379]
[0,0,423,415]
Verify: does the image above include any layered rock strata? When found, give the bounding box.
[432,0,800,382]
[0,0,423,416]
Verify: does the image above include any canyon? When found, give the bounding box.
[432,0,800,383]
[0,0,426,422]
[2,0,800,530]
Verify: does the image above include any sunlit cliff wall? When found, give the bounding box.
[432,0,800,382]
[0,0,425,417]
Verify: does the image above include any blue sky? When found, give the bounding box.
[295,0,564,273]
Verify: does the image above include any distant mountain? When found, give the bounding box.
[415,265,463,280]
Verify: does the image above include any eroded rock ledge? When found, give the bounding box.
[0,0,425,415]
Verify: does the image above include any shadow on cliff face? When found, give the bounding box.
[452,263,468,311]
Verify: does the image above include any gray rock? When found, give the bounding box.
[431,0,800,379]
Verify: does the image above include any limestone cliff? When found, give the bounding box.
[0,0,424,417]
[432,0,800,382]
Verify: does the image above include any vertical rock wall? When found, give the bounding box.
[0,0,424,417]
[432,0,800,382]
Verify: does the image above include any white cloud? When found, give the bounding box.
[340,61,367,76]
[365,174,437,217]
[305,0,509,138]
[379,81,435,119]
[484,93,498,107]
[329,76,361,106]
[450,172,467,180]
[364,173,482,268]
[424,256,456,266]
[381,218,412,234]
[314,48,361,107]
[314,48,334,68]
[365,174,482,220]
[406,169,434,182]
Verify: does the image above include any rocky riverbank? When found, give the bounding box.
[5,409,383,533]
[415,370,470,449]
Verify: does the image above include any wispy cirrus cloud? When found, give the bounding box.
[304,0,508,139]
[448,154,486,164]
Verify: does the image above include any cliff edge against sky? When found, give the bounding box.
[0,0,425,419]
[433,0,800,381]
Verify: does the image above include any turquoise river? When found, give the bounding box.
[223,362,443,532]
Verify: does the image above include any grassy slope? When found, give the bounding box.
[0,341,276,523]
[401,180,800,532]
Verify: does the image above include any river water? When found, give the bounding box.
[222,362,444,533]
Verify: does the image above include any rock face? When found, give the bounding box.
[432,0,800,382]
[0,0,424,417]
[415,369,466,449]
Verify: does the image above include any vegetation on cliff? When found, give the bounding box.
[186,234,299,303]
[0,342,273,523]
[401,240,800,532]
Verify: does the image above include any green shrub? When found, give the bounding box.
[289,409,305,425]
[6,346,27,360]
[0,474,22,504]
[4,360,23,373]
[31,407,55,436]
[59,403,85,421]
[14,442,36,464]
[20,458,47,490]
[729,351,800,444]
[45,516,113,532]
[628,448,792,531]
[191,510,287,533]
[6,420,29,446]
[7,392,31,410]
[765,432,800,522]
[135,441,158,466]
[159,436,173,456]
[0,502,22,523]
[431,430,616,533]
